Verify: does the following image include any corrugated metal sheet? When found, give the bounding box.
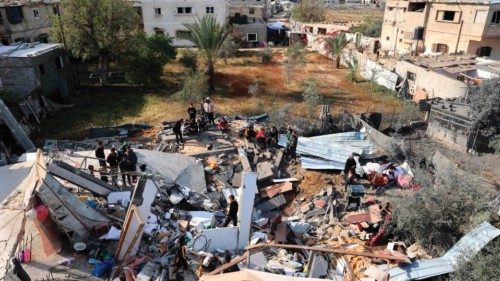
[386,221,500,280]
[297,137,362,163]
[308,132,366,142]
[300,156,344,170]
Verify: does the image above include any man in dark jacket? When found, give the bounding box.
[223,195,238,227]
[187,103,196,122]
[344,154,357,186]
[127,147,138,184]
[95,141,106,167]
[173,118,184,144]
[106,148,119,187]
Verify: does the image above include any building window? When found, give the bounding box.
[154,8,162,15]
[39,64,45,75]
[431,43,448,53]
[249,8,255,15]
[33,9,40,18]
[408,3,426,12]
[385,36,390,41]
[399,38,402,42]
[477,46,492,57]
[318,28,327,35]
[437,10,458,22]
[155,30,164,35]
[53,6,59,15]
[0,11,3,24]
[492,11,500,24]
[175,30,192,39]
[55,56,64,69]
[177,7,192,14]
[407,71,416,81]
[247,33,257,42]
[206,7,214,14]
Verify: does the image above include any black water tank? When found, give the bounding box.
[413,27,424,40]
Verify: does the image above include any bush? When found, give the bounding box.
[302,79,322,117]
[291,0,325,22]
[173,71,208,102]
[350,15,383,38]
[179,49,198,71]
[284,43,305,81]
[388,174,494,255]
[259,47,273,64]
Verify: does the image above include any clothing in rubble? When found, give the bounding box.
[173,119,184,144]
[256,128,266,148]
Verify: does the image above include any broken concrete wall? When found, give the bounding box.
[192,227,239,252]
[237,172,258,249]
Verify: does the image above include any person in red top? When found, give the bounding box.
[256,127,266,149]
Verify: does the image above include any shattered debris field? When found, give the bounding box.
[39,51,405,140]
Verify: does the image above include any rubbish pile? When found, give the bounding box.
[5,113,496,281]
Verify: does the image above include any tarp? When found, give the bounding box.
[267,22,285,30]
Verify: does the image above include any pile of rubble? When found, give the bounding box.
[1,114,498,281]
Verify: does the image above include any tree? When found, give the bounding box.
[218,32,240,65]
[292,0,325,23]
[302,79,322,117]
[173,71,208,102]
[51,0,139,86]
[345,56,359,82]
[123,34,176,86]
[284,42,306,81]
[323,33,351,69]
[468,78,500,152]
[183,15,230,94]
[350,15,383,38]
[388,174,494,256]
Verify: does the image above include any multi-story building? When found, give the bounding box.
[138,0,228,47]
[0,0,59,45]
[380,0,500,59]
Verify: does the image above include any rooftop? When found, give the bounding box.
[0,43,61,58]
[0,0,59,7]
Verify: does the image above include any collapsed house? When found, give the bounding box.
[1,111,498,281]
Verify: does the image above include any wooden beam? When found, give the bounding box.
[205,251,250,276]
[246,243,410,263]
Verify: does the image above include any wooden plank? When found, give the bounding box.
[246,243,410,263]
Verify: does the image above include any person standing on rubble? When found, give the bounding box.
[106,148,119,187]
[119,144,131,187]
[268,126,279,147]
[173,118,184,144]
[187,103,196,122]
[203,97,215,126]
[223,195,239,227]
[344,154,357,186]
[173,231,189,273]
[127,147,138,184]
[95,141,106,167]
[286,130,298,161]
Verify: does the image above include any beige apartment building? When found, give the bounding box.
[380,0,500,59]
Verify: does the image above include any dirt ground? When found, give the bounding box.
[39,50,404,140]
[324,5,384,23]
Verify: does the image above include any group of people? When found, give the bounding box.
[93,141,142,187]
[172,98,218,144]
[243,124,298,159]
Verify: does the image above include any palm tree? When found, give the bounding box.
[323,33,351,69]
[184,15,230,94]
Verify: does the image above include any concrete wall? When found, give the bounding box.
[395,60,469,100]
[0,2,55,45]
[427,121,469,152]
[0,48,72,98]
[229,5,267,20]
[139,0,228,47]
[229,0,271,18]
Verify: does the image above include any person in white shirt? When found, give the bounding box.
[203,97,215,126]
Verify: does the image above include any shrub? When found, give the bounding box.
[388,174,494,255]
[259,47,273,64]
[179,49,198,71]
[173,71,208,102]
[452,239,500,281]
